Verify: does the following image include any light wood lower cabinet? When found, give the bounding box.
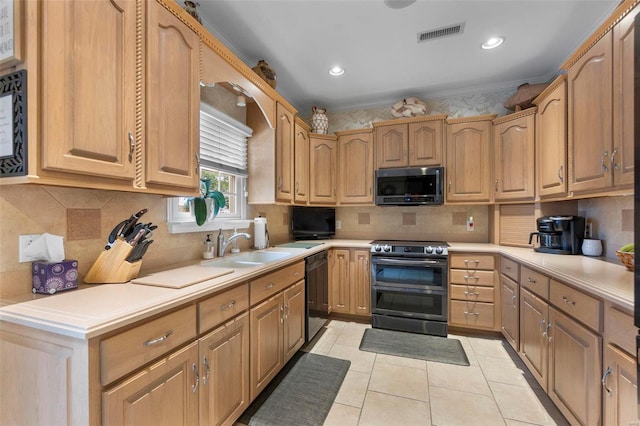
[448,253,497,330]
[520,288,549,390]
[102,341,199,426]
[198,313,249,426]
[602,344,638,426]
[250,280,305,401]
[548,306,602,426]
[500,273,519,351]
[329,248,370,316]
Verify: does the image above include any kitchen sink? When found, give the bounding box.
[203,251,292,268]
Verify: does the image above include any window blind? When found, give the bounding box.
[199,102,253,176]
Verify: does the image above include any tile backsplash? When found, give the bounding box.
[578,195,634,259]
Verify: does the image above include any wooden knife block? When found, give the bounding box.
[84,239,142,284]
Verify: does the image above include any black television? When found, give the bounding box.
[291,206,336,240]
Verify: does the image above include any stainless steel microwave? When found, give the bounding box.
[375,167,444,206]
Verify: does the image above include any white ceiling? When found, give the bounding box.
[195,0,619,114]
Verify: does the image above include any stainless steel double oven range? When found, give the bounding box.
[370,240,449,337]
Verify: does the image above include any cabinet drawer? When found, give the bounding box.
[521,266,550,300]
[450,300,495,329]
[550,280,602,332]
[450,284,494,302]
[604,304,635,355]
[250,261,304,305]
[198,283,249,333]
[101,305,197,385]
[450,254,495,270]
[450,269,495,287]
[500,257,520,281]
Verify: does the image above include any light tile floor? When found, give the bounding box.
[303,320,569,426]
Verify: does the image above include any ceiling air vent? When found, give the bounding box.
[417,22,465,43]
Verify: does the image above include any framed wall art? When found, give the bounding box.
[0,0,23,69]
[0,68,26,176]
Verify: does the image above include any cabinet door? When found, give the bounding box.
[250,294,283,401]
[309,137,338,204]
[351,250,371,315]
[338,132,374,204]
[519,289,549,391]
[409,121,443,166]
[548,307,602,426]
[293,122,310,204]
[445,120,493,203]
[146,0,200,189]
[40,0,136,180]
[500,274,519,351]
[568,32,613,193]
[103,342,199,426]
[494,113,535,201]
[330,249,351,314]
[376,124,408,168]
[612,9,636,188]
[276,103,295,202]
[199,313,249,426]
[283,281,305,362]
[535,79,568,198]
[603,344,639,426]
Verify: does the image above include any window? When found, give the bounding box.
[167,103,253,233]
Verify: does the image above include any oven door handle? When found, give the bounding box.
[372,258,446,267]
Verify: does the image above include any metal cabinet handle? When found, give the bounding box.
[562,296,576,306]
[448,181,451,193]
[527,277,536,284]
[220,300,236,311]
[463,291,480,296]
[601,151,609,172]
[539,318,546,334]
[128,132,135,163]
[601,367,612,396]
[195,152,200,173]
[546,321,553,342]
[504,265,511,270]
[192,363,200,393]
[202,356,211,384]
[495,179,499,192]
[280,305,284,323]
[511,295,516,307]
[557,165,564,183]
[143,330,173,347]
[463,311,480,316]
[463,275,480,281]
[265,283,275,289]
[610,148,619,171]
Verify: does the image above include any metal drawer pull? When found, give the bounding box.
[463,291,480,296]
[527,277,536,284]
[265,282,275,289]
[463,275,479,281]
[192,363,199,393]
[561,296,576,306]
[202,356,211,384]
[601,367,612,396]
[143,330,173,347]
[464,260,480,265]
[504,265,511,270]
[463,311,480,316]
[220,300,236,311]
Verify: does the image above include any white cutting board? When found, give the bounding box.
[131,265,234,289]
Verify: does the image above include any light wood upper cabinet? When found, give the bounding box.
[445,115,495,203]
[146,0,200,190]
[375,116,446,168]
[533,76,568,199]
[612,8,637,188]
[567,31,613,194]
[293,119,310,204]
[493,108,536,202]
[337,129,374,205]
[40,0,137,181]
[309,134,338,205]
[276,103,295,202]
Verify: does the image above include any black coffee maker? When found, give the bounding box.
[529,216,586,255]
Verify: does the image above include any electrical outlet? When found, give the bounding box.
[466,216,475,232]
[336,220,341,230]
[19,234,41,263]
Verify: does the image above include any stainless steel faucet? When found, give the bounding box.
[217,231,252,257]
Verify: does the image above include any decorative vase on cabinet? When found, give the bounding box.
[311,106,329,134]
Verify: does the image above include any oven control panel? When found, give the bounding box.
[370,242,448,256]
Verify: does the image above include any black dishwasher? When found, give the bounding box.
[305,251,329,342]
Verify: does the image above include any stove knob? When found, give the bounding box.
[435,246,444,255]
[373,244,382,252]
[425,246,434,254]
[383,244,392,252]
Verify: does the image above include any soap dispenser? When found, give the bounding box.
[203,234,215,259]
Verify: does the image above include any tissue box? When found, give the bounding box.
[32,260,78,294]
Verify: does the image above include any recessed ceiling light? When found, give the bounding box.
[384,0,416,9]
[329,66,345,76]
[482,36,504,50]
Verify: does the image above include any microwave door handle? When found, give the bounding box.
[374,258,444,266]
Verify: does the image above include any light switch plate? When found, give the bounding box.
[19,234,41,263]
[336,220,341,230]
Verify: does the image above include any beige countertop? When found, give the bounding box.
[0,240,634,339]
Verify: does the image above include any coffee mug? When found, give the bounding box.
[582,239,603,256]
